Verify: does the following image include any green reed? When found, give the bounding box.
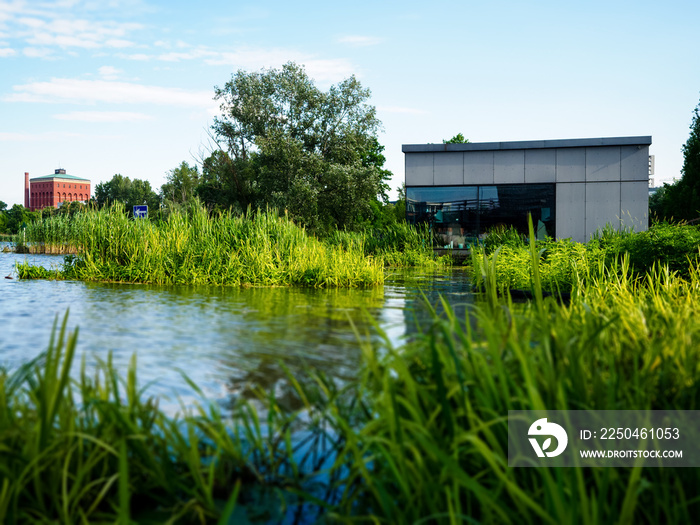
[471,221,700,293]
[18,204,385,287]
[6,248,700,522]
[317,237,700,523]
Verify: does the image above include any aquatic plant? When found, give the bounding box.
[471,220,700,293]
[6,238,700,521]
[18,204,385,287]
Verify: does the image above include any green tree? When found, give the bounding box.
[656,95,700,221]
[161,161,200,205]
[443,133,470,144]
[210,62,390,232]
[94,174,160,216]
[4,204,39,234]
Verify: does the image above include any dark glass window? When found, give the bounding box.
[407,184,555,242]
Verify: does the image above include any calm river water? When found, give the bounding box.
[1,246,473,411]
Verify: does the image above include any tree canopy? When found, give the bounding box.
[651,95,700,221]
[443,133,470,144]
[161,161,200,206]
[94,174,160,215]
[208,62,390,232]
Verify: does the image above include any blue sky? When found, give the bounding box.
[1,0,698,206]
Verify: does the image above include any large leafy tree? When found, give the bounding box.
[94,174,160,215]
[2,204,39,234]
[161,161,200,205]
[209,62,390,232]
[652,95,700,221]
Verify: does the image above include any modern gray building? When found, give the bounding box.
[403,136,652,244]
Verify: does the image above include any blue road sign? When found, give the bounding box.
[133,205,148,218]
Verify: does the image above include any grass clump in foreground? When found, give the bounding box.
[16,204,448,287]
[6,240,700,523]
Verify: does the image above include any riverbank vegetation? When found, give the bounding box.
[471,221,700,293]
[5,230,700,522]
[15,203,445,287]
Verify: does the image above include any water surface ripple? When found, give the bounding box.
[1,247,472,410]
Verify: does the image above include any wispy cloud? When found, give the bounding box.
[98,65,122,80]
[0,47,15,57]
[6,77,213,108]
[22,46,54,58]
[204,47,356,83]
[19,16,141,49]
[337,35,384,48]
[1,2,143,55]
[53,110,152,122]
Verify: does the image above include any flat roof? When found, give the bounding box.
[402,136,652,153]
[30,173,90,182]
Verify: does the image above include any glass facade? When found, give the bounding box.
[407,184,555,245]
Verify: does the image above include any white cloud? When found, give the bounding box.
[23,46,54,58]
[6,77,214,108]
[21,17,141,49]
[54,111,152,122]
[98,65,122,79]
[205,48,356,83]
[3,5,143,54]
[120,52,149,61]
[0,47,15,57]
[158,47,214,62]
[337,35,384,47]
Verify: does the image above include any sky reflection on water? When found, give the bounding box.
[0,248,473,411]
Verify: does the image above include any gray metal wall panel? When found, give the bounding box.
[585,146,621,181]
[405,153,434,186]
[464,150,495,185]
[586,182,621,238]
[621,145,650,181]
[555,148,585,182]
[494,150,525,183]
[556,183,586,242]
[525,149,556,183]
[620,181,649,231]
[433,152,464,185]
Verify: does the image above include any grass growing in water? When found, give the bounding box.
[471,221,700,293]
[17,205,449,286]
[6,243,700,522]
[18,205,384,287]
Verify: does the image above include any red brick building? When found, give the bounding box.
[24,169,91,211]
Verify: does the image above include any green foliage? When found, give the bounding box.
[1,204,40,235]
[8,255,700,522]
[210,62,390,233]
[327,221,448,268]
[651,94,700,220]
[160,161,200,206]
[604,222,700,278]
[481,224,525,253]
[443,132,470,144]
[94,174,161,216]
[0,314,277,523]
[19,204,385,287]
[473,221,700,292]
[336,260,700,523]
